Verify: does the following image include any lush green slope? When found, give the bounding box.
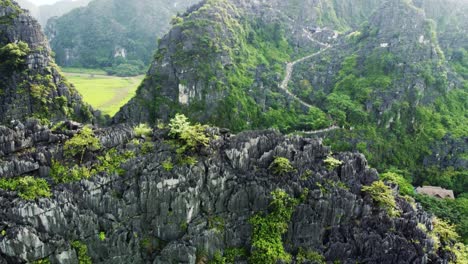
[45,0,200,75]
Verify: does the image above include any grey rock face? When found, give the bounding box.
[0,1,95,125]
[0,123,448,263]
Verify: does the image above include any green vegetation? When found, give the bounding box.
[99,231,106,241]
[0,176,51,200]
[249,189,299,264]
[168,114,210,154]
[224,248,247,263]
[362,181,399,217]
[296,248,325,264]
[0,0,22,23]
[32,258,50,264]
[94,149,135,176]
[64,126,102,163]
[208,248,248,264]
[269,157,295,176]
[71,241,92,264]
[64,71,142,116]
[50,161,92,184]
[51,148,134,183]
[208,216,225,233]
[209,251,226,264]
[324,156,343,170]
[0,41,30,71]
[134,123,152,138]
[48,0,198,73]
[162,159,174,171]
[380,170,414,196]
[415,194,468,244]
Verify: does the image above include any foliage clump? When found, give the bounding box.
[324,156,343,170]
[415,194,468,244]
[51,148,134,183]
[296,247,325,264]
[64,126,101,163]
[162,159,174,171]
[50,160,92,184]
[249,189,300,263]
[134,123,152,138]
[169,114,210,153]
[71,241,92,264]
[362,180,400,217]
[269,157,295,176]
[380,171,414,196]
[0,176,51,200]
[0,41,30,70]
[99,231,106,241]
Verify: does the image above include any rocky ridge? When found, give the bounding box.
[0,119,454,263]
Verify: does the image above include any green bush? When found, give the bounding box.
[224,248,247,263]
[169,114,210,153]
[269,157,295,176]
[296,248,325,264]
[50,160,92,184]
[71,241,92,264]
[99,231,106,241]
[94,149,134,176]
[415,194,468,243]
[162,159,174,171]
[209,251,226,264]
[362,181,400,217]
[380,171,414,196]
[324,156,343,170]
[249,189,299,264]
[453,243,468,264]
[0,41,30,70]
[134,123,152,138]
[0,176,51,200]
[64,126,101,163]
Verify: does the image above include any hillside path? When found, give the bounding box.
[278,31,340,134]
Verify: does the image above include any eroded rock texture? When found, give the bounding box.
[0,121,447,263]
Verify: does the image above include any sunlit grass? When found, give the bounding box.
[63,70,143,116]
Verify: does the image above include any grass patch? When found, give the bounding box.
[63,69,143,116]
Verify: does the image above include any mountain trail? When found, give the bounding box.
[279,31,341,134]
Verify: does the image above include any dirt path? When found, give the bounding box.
[278,31,342,134]
[300,125,340,135]
[279,39,331,109]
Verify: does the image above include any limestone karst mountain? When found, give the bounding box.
[44,0,201,74]
[0,0,95,124]
[0,0,466,263]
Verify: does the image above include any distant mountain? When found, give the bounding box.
[15,0,91,26]
[45,0,201,75]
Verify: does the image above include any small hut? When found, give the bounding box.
[416,186,455,199]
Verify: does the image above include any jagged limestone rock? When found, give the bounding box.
[0,122,451,263]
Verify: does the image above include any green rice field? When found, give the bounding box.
[63,69,143,117]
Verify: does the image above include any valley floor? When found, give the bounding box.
[63,69,143,116]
